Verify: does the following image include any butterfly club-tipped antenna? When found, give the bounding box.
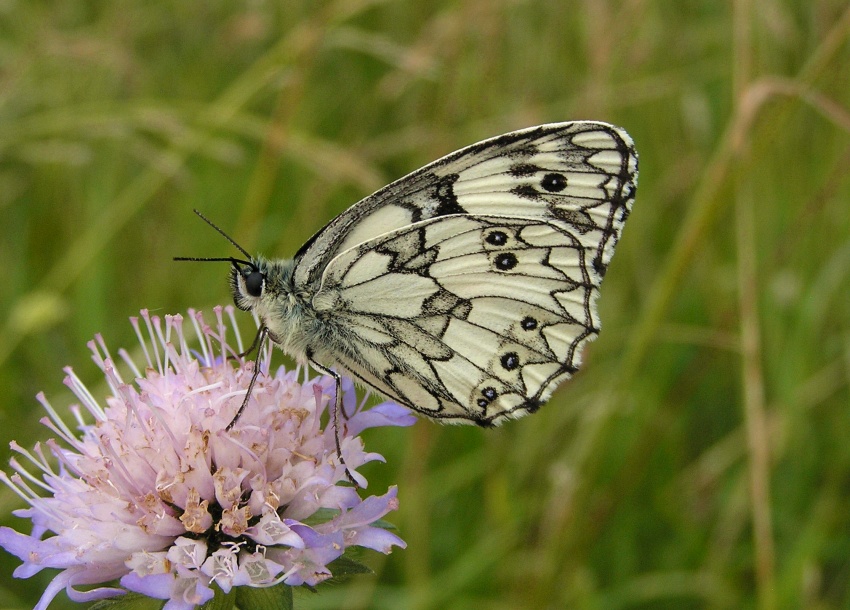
[174,210,266,305]
[173,209,255,269]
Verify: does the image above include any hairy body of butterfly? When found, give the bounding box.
[222,121,637,428]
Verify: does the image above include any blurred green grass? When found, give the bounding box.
[1,1,849,608]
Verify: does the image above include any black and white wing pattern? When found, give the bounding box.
[302,122,637,425]
[292,122,637,290]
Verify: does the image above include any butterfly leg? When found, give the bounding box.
[226,326,269,431]
[306,353,359,488]
[232,324,264,360]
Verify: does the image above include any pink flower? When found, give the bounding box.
[0,307,413,610]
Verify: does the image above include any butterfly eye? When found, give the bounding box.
[244,269,264,297]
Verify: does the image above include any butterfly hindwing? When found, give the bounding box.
[292,122,637,291]
[310,215,608,425]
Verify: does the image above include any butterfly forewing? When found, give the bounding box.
[292,122,636,290]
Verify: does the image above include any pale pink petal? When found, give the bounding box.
[0,307,407,609]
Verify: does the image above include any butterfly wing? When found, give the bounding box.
[292,121,637,290]
[310,214,623,425]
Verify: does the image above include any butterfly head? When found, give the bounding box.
[228,255,298,326]
[230,258,266,312]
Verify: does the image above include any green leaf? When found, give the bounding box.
[88,592,164,610]
[200,584,237,610]
[300,507,340,527]
[368,518,400,531]
[328,555,374,578]
[235,583,293,610]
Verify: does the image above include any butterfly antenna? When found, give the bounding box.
[183,209,253,261]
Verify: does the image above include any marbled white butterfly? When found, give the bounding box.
[180,122,637,444]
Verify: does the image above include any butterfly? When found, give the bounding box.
[179,121,637,454]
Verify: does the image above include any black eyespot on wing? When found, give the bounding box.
[541,173,567,192]
[475,386,499,409]
[500,352,520,371]
[477,387,498,408]
[494,252,518,271]
[485,230,508,246]
[521,316,538,331]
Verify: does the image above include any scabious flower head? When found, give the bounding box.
[0,307,414,610]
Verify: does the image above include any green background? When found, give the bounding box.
[1,1,849,608]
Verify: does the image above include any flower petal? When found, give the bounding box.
[0,308,408,608]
